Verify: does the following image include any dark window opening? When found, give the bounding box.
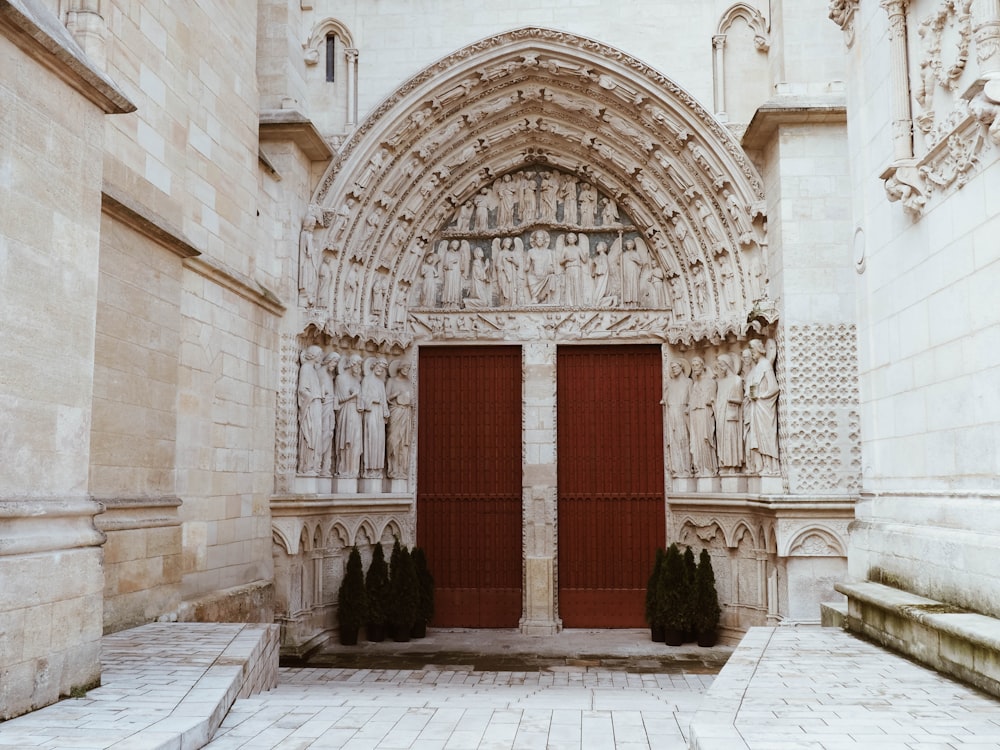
[325,35,336,82]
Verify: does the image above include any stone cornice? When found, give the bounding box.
[741,95,848,151]
[101,184,201,259]
[0,496,105,556]
[259,109,334,161]
[0,0,134,114]
[184,255,287,316]
[95,496,182,532]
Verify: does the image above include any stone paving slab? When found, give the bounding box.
[688,626,1000,750]
[204,665,715,749]
[0,622,278,750]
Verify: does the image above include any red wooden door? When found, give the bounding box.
[416,346,522,627]
[557,345,665,627]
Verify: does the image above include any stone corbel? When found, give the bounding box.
[828,0,860,46]
[880,162,928,217]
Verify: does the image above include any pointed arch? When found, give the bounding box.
[310,27,767,345]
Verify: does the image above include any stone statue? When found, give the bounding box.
[517,170,537,223]
[386,359,413,479]
[495,174,517,228]
[664,359,692,477]
[440,239,468,307]
[418,252,439,306]
[472,187,494,230]
[591,241,612,305]
[493,236,523,307]
[538,172,558,222]
[713,354,744,470]
[600,196,620,225]
[669,276,689,320]
[296,345,324,475]
[689,356,718,476]
[334,354,364,478]
[465,246,491,307]
[695,199,726,251]
[344,262,361,316]
[361,357,390,477]
[525,229,558,303]
[621,238,644,307]
[298,211,320,306]
[316,254,333,311]
[578,182,598,227]
[692,263,709,315]
[557,173,578,224]
[672,215,701,266]
[724,191,755,246]
[557,232,590,306]
[319,351,340,476]
[744,339,780,475]
[456,200,474,231]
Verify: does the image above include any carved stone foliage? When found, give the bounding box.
[781,324,861,494]
[303,27,768,349]
[828,0,860,46]
[881,0,1000,216]
[275,334,301,494]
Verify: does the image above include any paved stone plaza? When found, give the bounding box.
[1,623,998,749]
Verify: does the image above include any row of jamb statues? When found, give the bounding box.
[664,338,780,477]
[297,345,413,480]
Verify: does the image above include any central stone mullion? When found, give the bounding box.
[520,340,561,634]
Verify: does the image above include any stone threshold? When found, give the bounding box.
[0,622,278,750]
[836,579,1000,699]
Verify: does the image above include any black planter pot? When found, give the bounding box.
[663,628,684,647]
[697,630,718,648]
[391,624,411,643]
[339,626,359,646]
[366,622,386,642]
[411,620,427,639]
[650,624,666,643]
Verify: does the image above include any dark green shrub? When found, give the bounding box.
[411,546,435,625]
[388,538,419,639]
[660,543,689,634]
[645,547,666,627]
[693,548,722,643]
[337,546,367,644]
[365,541,390,630]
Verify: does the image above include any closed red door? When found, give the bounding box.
[416,346,522,627]
[557,345,665,627]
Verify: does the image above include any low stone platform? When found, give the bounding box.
[0,622,278,749]
[689,626,1000,749]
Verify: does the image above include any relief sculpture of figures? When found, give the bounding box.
[744,339,780,475]
[335,354,364,478]
[557,231,590,306]
[493,236,524,307]
[361,357,390,477]
[538,172,558,222]
[319,351,340,477]
[688,356,718,476]
[495,174,517,228]
[664,358,692,477]
[620,237,644,307]
[713,354,744,471]
[440,239,469,307]
[385,360,413,479]
[591,241,612,305]
[577,182,598,227]
[525,229,558,303]
[296,345,324,475]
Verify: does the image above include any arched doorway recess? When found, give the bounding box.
[289,27,774,633]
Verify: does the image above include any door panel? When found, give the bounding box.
[557,345,665,627]
[417,346,522,627]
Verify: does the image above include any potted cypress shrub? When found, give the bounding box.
[411,546,434,639]
[387,538,419,642]
[683,545,698,642]
[693,548,722,647]
[336,546,367,645]
[645,547,666,642]
[660,543,688,646]
[364,542,390,642]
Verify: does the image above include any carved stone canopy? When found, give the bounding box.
[311,27,768,345]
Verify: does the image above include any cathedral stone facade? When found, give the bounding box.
[1,0,998,719]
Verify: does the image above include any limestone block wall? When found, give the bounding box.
[92,0,281,623]
[294,0,738,140]
[842,0,1000,617]
[0,1,132,719]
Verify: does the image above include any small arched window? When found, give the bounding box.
[325,34,336,82]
